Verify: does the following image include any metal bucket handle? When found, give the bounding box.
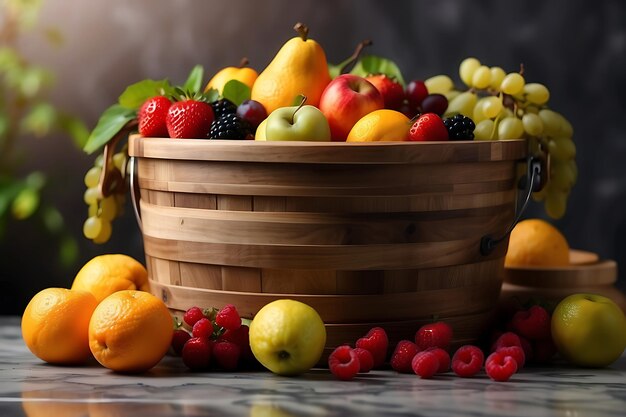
[480,155,542,256]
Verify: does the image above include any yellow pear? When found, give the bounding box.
[251,23,331,114]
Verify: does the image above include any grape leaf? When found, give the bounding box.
[350,55,406,86]
[183,65,204,94]
[203,88,219,103]
[222,80,251,106]
[118,79,171,109]
[83,104,136,154]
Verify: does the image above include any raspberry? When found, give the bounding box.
[485,351,518,382]
[171,329,191,356]
[355,327,388,368]
[328,345,360,381]
[353,347,374,373]
[192,317,214,339]
[415,321,453,350]
[212,341,241,371]
[182,337,212,370]
[219,324,254,363]
[451,345,484,378]
[183,306,206,327]
[492,331,522,351]
[510,305,551,340]
[411,351,439,379]
[496,345,525,369]
[390,340,420,373]
[532,337,557,363]
[519,336,534,363]
[215,304,241,331]
[425,347,451,373]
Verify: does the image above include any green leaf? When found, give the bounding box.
[203,88,219,103]
[20,102,56,137]
[57,113,90,148]
[183,65,204,94]
[0,180,23,219]
[221,80,251,106]
[11,187,39,220]
[83,104,136,154]
[328,62,342,79]
[350,55,406,86]
[118,79,172,110]
[292,94,307,106]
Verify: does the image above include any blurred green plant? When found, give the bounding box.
[0,0,89,267]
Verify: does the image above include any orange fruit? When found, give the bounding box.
[505,218,570,267]
[71,254,149,303]
[346,109,411,142]
[88,290,173,373]
[21,288,98,364]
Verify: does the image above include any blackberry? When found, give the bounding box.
[444,114,476,140]
[209,113,251,140]
[211,99,237,119]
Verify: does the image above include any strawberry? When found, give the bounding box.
[408,113,449,141]
[138,95,172,137]
[166,99,214,139]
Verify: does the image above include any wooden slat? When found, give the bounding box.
[179,262,222,290]
[221,266,262,292]
[174,193,217,209]
[261,269,337,294]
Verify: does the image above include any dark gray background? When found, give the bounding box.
[2,0,625,314]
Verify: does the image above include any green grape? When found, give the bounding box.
[92,219,113,244]
[459,57,481,87]
[532,186,548,202]
[560,116,574,137]
[481,96,503,118]
[522,113,544,136]
[544,190,567,219]
[500,73,525,95]
[444,90,461,101]
[474,119,495,140]
[538,109,563,137]
[99,195,118,221]
[550,161,576,190]
[94,154,104,168]
[113,152,127,172]
[489,67,506,90]
[83,216,103,239]
[84,187,102,205]
[524,83,550,105]
[425,75,454,94]
[443,91,477,118]
[473,98,488,124]
[525,105,539,114]
[88,203,98,217]
[472,65,492,89]
[548,137,576,161]
[498,116,524,139]
[84,166,102,188]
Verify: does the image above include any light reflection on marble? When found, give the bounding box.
[1,317,625,417]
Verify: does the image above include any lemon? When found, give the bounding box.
[552,293,626,367]
[249,299,326,376]
[505,218,570,267]
[346,109,410,142]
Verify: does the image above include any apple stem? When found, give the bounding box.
[339,39,373,75]
[290,95,307,125]
[294,22,309,41]
[238,57,250,68]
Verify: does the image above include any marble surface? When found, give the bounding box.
[1,317,625,417]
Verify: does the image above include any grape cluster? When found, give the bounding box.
[82,145,128,243]
[425,58,576,219]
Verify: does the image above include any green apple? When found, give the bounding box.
[265,102,331,142]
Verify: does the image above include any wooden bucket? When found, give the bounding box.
[128,135,527,357]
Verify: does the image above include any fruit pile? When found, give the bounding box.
[81,22,576,243]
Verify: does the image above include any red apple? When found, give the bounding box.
[319,74,384,141]
[365,74,404,111]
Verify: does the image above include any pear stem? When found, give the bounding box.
[339,39,373,74]
[238,57,250,68]
[294,22,309,41]
[290,95,307,125]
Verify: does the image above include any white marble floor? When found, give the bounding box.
[1,317,625,417]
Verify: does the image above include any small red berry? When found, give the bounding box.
[510,305,551,340]
[408,113,449,142]
[212,341,241,371]
[192,317,214,339]
[353,347,374,373]
[415,321,453,351]
[451,345,484,378]
[425,347,451,373]
[182,337,212,370]
[411,350,439,379]
[219,324,254,363]
[138,96,172,137]
[355,327,388,369]
[390,340,420,373]
[532,337,557,363]
[183,306,206,327]
[492,331,522,351]
[485,351,518,382]
[171,329,191,356]
[215,304,241,331]
[328,345,360,381]
[496,345,525,369]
